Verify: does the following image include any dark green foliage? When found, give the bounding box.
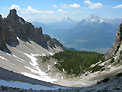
[110,58,114,63]
[88,65,103,73]
[52,50,104,76]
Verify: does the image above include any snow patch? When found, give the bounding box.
[24,53,38,66]
[61,76,64,79]
[54,62,57,64]
[17,37,20,40]
[24,66,46,76]
[0,56,8,61]
[90,61,102,68]
[100,19,104,23]
[47,65,51,71]
[42,53,46,56]
[22,72,57,83]
[23,53,58,83]
[63,69,65,72]
[49,52,54,56]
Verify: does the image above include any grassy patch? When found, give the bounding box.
[52,49,104,76]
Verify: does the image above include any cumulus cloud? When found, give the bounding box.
[113,4,122,8]
[22,6,54,14]
[84,0,103,9]
[10,4,21,10]
[61,3,80,8]
[9,4,54,14]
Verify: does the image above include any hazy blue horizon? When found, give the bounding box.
[0,0,122,23]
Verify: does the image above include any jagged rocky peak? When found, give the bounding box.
[9,9,17,15]
[0,9,63,53]
[0,15,3,25]
[7,9,19,20]
[105,22,122,61]
[0,15,2,19]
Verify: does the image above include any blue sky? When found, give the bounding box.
[0,0,122,23]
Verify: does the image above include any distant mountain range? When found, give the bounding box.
[32,15,122,53]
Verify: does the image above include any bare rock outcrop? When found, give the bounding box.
[105,23,122,59]
[104,22,122,67]
[0,9,63,52]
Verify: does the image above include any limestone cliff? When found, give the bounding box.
[105,22,122,65]
[0,9,63,52]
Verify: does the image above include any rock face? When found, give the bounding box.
[105,23,122,59]
[105,22,122,66]
[0,9,63,52]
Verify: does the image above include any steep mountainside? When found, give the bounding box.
[0,9,65,90]
[106,23,122,60]
[0,9,63,53]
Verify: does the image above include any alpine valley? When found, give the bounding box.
[0,9,122,92]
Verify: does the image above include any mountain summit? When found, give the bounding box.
[7,9,18,20]
[86,14,101,23]
[0,9,63,53]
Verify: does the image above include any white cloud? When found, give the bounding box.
[22,6,41,14]
[6,4,71,23]
[10,4,21,10]
[69,3,80,8]
[113,4,122,8]
[84,0,92,5]
[53,4,58,8]
[57,9,67,13]
[22,6,54,14]
[9,4,54,14]
[60,3,80,8]
[84,0,103,9]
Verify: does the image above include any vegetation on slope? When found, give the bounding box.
[52,50,104,76]
[37,49,104,76]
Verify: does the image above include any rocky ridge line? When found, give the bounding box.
[105,23,122,66]
[0,9,63,53]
